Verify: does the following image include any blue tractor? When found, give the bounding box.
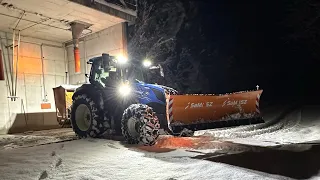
[70,53,177,145]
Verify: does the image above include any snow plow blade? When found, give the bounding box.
[167,90,264,133]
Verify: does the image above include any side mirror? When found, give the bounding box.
[85,74,89,78]
[159,64,164,77]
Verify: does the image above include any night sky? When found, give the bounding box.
[197,0,291,101]
[130,0,320,106]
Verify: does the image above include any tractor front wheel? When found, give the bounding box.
[70,94,107,138]
[121,104,160,146]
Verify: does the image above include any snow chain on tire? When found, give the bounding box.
[71,94,108,138]
[121,104,160,146]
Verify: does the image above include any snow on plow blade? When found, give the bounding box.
[167,90,264,132]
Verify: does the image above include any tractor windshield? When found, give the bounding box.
[89,55,165,87]
[126,65,145,83]
[125,64,165,85]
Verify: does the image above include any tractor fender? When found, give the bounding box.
[72,84,105,110]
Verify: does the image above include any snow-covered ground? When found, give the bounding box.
[0,138,301,180]
[1,105,320,180]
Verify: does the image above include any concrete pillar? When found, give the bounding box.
[0,49,4,80]
[121,22,129,59]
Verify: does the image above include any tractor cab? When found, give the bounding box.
[87,53,124,88]
[86,53,168,93]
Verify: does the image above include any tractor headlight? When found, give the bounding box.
[116,55,128,64]
[118,83,131,96]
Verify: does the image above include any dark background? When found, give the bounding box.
[128,0,320,106]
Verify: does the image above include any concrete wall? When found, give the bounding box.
[66,23,126,84]
[0,22,126,134]
[0,32,66,134]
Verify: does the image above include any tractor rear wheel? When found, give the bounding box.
[121,104,160,146]
[70,94,107,138]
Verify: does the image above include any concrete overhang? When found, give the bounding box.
[69,0,136,22]
[0,0,136,43]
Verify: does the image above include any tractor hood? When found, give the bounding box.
[133,82,166,105]
[134,82,166,94]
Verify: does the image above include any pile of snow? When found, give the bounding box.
[252,106,320,144]
[0,135,63,150]
[0,129,77,150]
[194,106,320,147]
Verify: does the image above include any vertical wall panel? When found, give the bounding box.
[0,32,65,133]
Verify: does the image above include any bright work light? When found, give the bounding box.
[142,59,152,68]
[118,83,131,96]
[116,55,128,64]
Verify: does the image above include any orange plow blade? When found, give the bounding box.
[166,90,263,132]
